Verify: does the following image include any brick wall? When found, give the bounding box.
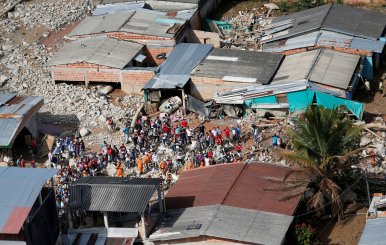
[190,30,221,47]
[51,63,155,94]
[279,46,372,56]
[190,76,250,101]
[145,46,174,65]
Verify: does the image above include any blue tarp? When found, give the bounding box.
[315,92,364,119]
[244,96,277,107]
[287,90,315,112]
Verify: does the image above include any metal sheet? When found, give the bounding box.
[0,167,58,234]
[143,75,190,89]
[69,177,160,213]
[359,218,386,245]
[350,37,385,53]
[0,93,16,106]
[193,48,284,85]
[48,38,143,69]
[92,3,146,16]
[308,49,360,89]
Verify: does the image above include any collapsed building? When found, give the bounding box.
[65,10,190,65]
[47,37,155,94]
[260,4,386,80]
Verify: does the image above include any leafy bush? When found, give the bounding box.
[295,223,318,245]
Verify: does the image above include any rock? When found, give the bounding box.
[79,127,90,137]
[98,114,106,123]
[360,137,371,147]
[0,75,9,86]
[7,12,14,19]
[76,112,86,120]
[100,85,114,95]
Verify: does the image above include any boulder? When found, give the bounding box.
[100,85,114,95]
[79,127,90,137]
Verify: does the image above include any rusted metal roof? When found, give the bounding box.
[0,167,57,234]
[165,163,306,216]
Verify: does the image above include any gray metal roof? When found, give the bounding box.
[47,38,143,69]
[69,177,160,213]
[264,4,386,43]
[308,48,360,89]
[350,37,385,53]
[0,93,16,106]
[0,94,44,147]
[143,75,190,89]
[92,2,146,16]
[0,167,57,234]
[192,48,284,85]
[262,31,319,52]
[149,204,293,245]
[158,43,213,75]
[359,218,386,245]
[68,10,186,38]
[143,43,212,90]
[324,4,386,40]
[272,49,319,84]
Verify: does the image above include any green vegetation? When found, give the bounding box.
[283,106,362,218]
[278,0,325,14]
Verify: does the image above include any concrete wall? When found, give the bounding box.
[190,76,250,101]
[51,63,155,95]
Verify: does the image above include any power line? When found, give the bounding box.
[294,172,365,218]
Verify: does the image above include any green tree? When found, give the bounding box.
[283,106,362,218]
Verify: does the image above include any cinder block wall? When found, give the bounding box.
[190,76,249,101]
[51,63,155,94]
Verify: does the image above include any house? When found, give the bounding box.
[66,10,190,65]
[0,167,58,245]
[190,48,284,100]
[68,176,164,243]
[98,0,222,29]
[0,93,43,160]
[260,4,386,79]
[47,37,155,94]
[143,43,213,113]
[147,163,308,244]
[213,48,365,119]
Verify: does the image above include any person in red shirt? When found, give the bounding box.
[181,119,188,128]
[223,127,230,140]
[207,150,214,159]
[215,136,222,145]
[235,142,242,152]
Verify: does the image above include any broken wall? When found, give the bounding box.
[190,30,220,47]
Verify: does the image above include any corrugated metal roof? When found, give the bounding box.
[0,167,57,234]
[158,43,213,75]
[143,75,190,89]
[359,218,386,245]
[47,38,143,69]
[69,177,160,213]
[317,30,353,48]
[92,2,146,16]
[192,48,284,85]
[68,11,135,36]
[350,37,385,53]
[0,94,43,147]
[323,4,386,40]
[149,204,293,245]
[308,48,360,89]
[264,4,386,43]
[265,4,331,43]
[272,49,319,85]
[0,93,16,106]
[165,163,306,216]
[69,10,185,38]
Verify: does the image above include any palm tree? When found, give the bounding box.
[282,106,362,218]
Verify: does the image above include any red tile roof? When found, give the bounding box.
[165,163,306,216]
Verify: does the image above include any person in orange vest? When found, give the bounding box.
[185,159,194,171]
[143,153,150,170]
[137,156,144,174]
[200,161,205,168]
[116,161,124,177]
[159,160,166,175]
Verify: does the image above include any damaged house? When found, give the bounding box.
[214,48,365,119]
[260,3,386,80]
[66,10,190,65]
[48,37,155,94]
